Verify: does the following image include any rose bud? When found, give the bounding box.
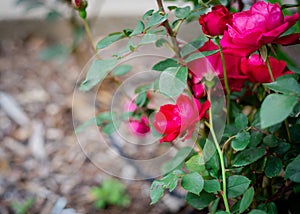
[199,5,232,36]
[72,0,87,10]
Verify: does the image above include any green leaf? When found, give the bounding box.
[174,6,191,19]
[266,202,278,214]
[227,175,251,198]
[161,147,194,174]
[263,135,279,148]
[232,132,251,151]
[263,76,300,96]
[80,59,117,91]
[185,50,219,63]
[102,123,117,135]
[186,192,215,210]
[239,187,254,213]
[206,153,220,178]
[249,131,263,147]
[168,6,177,11]
[260,94,298,129]
[232,147,265,167]
[140,34,157,45]
[152,58,179,71]
[203,179,221,194]
[130,20,145,36]
[285,154,300,182]
[112,40,136,58]
[155,38,168,47]
[203,139,216,162]
[187,11,207,23]
[215,211,230,214]
[185,154,207,175]
[96,32,125,49]
[272,141,291,155]
[248,210,267,214]
[160,172,179,192]
[210,198,220,214]
[265,157,283,178]
[75,118,96,134]
[112,65,132,76]
[135,84,152,94]
[235,113,248,131]
[146,11,167,29]
[180,36,208,57]
[135,91,147,107]
[143,9,154,20]
[11,198,35,214]
[75,111,115,133]
[97,111,115,123]
[158,66,188,98]
[181,172,204,195]
[150,181,164,205]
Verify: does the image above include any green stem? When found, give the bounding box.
[82,18,97,54]
[216,38,231,124]
[265,56,275,82]
[207,88,230,213]
[156,0,181,59]
[281,3,300,9]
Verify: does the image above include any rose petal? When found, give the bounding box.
[273,33,300,45]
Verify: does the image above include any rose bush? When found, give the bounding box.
[76,0,300,213]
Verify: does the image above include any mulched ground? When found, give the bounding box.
[0,21,208,214]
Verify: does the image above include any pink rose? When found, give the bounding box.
[188,40,248,92]
[240,54,289,83]
[153,95,210,143]
[129,116,150,136]
[220,1,300,56]
[192,83,205,99]
[72,0,87,10]
[199,5,232,36]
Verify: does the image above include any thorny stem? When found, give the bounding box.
[216,38,231,124]
[207,88,230,213]
[156,0,181,58]
[281,3,300,9]
[82,18,97,54]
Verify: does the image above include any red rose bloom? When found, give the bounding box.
[220,1,300,56]
[129,116,150,136]
[153,95,210,143]
[192,83,205,99]
[188,40,248,92]
[241,54,289,83]
[199,5,232,36]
